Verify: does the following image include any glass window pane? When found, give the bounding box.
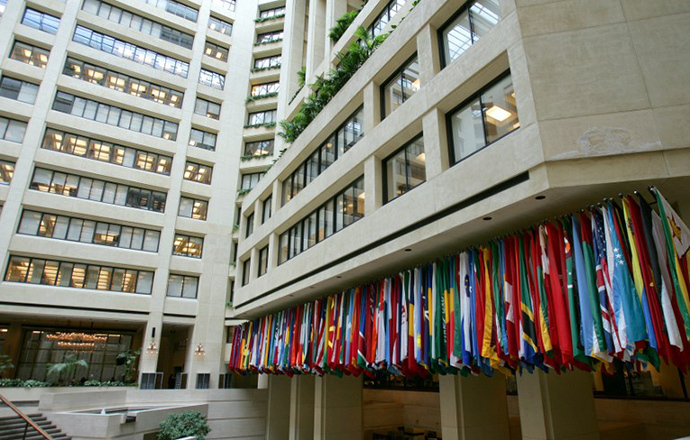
[450,98,485,162]
[444,11,472,64]
[481,75,519,144]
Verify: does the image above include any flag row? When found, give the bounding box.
[228,189,690,377]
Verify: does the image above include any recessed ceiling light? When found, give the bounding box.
[485,105,511,122]
[535,195,546,200]
[404,248,412,252]
[483,216,492,221]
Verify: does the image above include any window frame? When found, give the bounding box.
[382,133,426,203]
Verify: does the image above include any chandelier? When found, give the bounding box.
[46,332,107,351]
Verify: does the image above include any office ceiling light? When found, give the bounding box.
[485,105,511,122]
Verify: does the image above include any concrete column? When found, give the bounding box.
[266,375,292,440]
[439,373,510,440]
[422,108,449,179]
[364,155,381,214]
[363,82,381,133]
[516,370,599,440]
[139,317,162,373]
[306,0,327,80]
[314,374,362,440]
[416,24,441,87]
[289,375,315,440]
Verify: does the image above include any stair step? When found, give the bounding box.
[0,413,43,422]
[0,419,50,430]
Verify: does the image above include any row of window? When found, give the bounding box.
[0,160,14,184]
[179,197,208,220]
[369,0,406,38]
[73,25,190,78]
[212,0,236,13]
[9,42,49,68]
[199,69,225,90]
[0,116,26,143]
[240,173,262,191]
[189,128,217,151]
[254,55,281,70]
[52,91,179,141]
[5,255,200,298]
[172,234,203,258]
[258,6,285,19]
[18,210,161,252]
[31,168,167,213]
[247,110,276,126]
[82,0,194,49]
[5,256,154,294]
[204,41,229,62]
[22,8,60,35]
[275,177,365,267]
[440,0,500,66]
[382,55,420,118]
[244,139,274,157]
[63,57,184,108]
[42,128,173,175]
[0,76,39,104]
[250,82,279,97]
[256,30,283,44]
[383,135,426,202]
[135,0,198,22]
[282,107,363,204]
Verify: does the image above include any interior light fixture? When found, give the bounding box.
[194,344,206,356]
[485,105,511,122]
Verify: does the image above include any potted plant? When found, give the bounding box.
[157,411,210,440]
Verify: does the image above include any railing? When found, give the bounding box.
[0,393,53,439]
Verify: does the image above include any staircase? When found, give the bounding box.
[0,413,71,440]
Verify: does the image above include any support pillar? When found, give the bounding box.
[314,375,362,440]
[516,370,599,440]
[266,375,292,440]
[289,375,315,440]
[439,373,510,440]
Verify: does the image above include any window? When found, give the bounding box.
[241,259,250,286]
[278,177,364,264]
[204,41,228,62]
[213,0,236,12]
[256,31,283,44]
[245,213,254,238]
[166,274,198,298]
[5,255,153,294]
[173,233,203,258]
[244,139,274,156]
[448,72,518,164]
[240,173,262,191]
[72,26,189,78]
[82,0,194,49]
[188,128,216,151]
[0,117,27,143]
[199,69,225,90]
[262,196,272,224]
[134,0,198,22]
[254,55,281,70]
[383,135,426,202]
[246,110,276,126]
[22,8,60,34]
[183,162,213,184]
[440,0,500,66]
[382,55,420,118]
[0,76,39,104]
[208,16,232,35]
[0,0,6,17]
[18,210,160,252]
[42,128,172,175]
[194,98,221,120]
[282,107,363,203]
[63,58,184,108]
[259,6,285,19]
[370,0,405,38]
[257,246,268,277]
[52,92,178,140]
[30,168,167,213]
[251,82,279,97]
[179,197,208,220]
[9,41,50,68]
[0,160,14,184]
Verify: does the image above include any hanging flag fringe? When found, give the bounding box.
[228,189,690,377]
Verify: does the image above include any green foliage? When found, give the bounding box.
[237,188,252,196]
[245,92,279,103]
[329,10,360,42]
[0,354,14,377]
[243,122,276,129]
[232,223,239,231]
[297,67,306,88]
[253,38,283,47]
[83,380,132,387]
[251,65,281,73]
[116,349,140,383]
[157,411,210,440]
[279,27,387,143]
[0,378,51,388]
[47,354,88,384]
[254,14,285,23]
[240,153,271,161]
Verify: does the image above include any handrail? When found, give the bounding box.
[0,392,54,439]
